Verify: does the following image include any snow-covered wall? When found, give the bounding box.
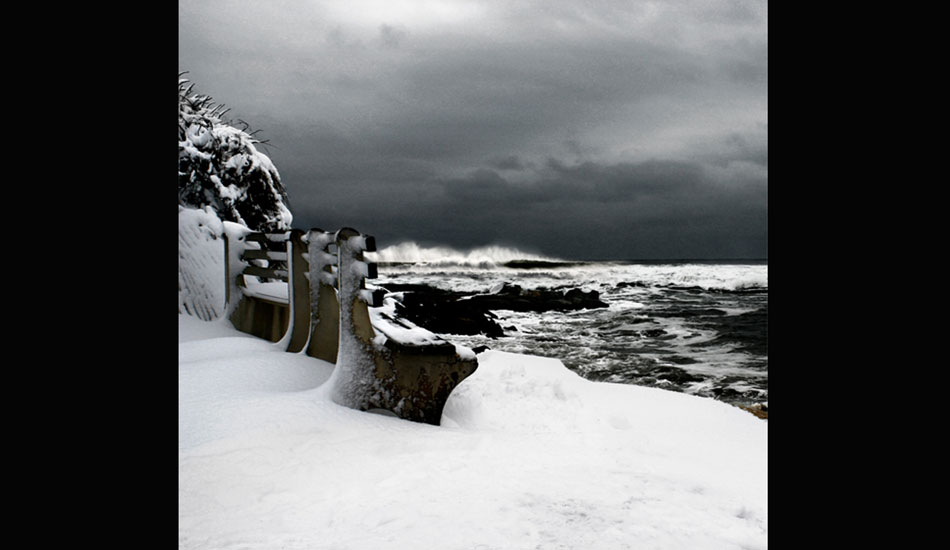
[179,205,259,322]
[179,206,227,321]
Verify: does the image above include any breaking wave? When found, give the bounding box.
[365,242,767,291]
[365,242,563,268]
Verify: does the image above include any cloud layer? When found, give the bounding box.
[179,0,768,259]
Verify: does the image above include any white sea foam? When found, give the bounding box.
[365,241,562,267]
[374,257,767,293]
[369,255,767,405]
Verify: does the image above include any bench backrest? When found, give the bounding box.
[224,228,382,355]
[223,226,478,425]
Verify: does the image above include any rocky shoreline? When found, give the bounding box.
[380,282,609,338]
[377,280,768,419]
[737,403,769,419]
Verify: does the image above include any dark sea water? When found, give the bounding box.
[368,246,768,408]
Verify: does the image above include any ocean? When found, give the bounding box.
[367,245,768,409]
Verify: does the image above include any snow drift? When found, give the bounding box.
[179,314,767,549]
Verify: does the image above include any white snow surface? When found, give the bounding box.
[180,314,767,550]
[179,206,227,321]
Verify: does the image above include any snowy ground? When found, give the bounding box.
[179,313,767,550]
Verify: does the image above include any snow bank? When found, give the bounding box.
[179,206,227,321]
[179,314,767,550]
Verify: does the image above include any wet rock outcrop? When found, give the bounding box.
[381,282,608,338]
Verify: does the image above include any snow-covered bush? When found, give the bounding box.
[178,73,293,232]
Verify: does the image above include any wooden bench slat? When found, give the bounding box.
[243,265,289,280]
[242,249,289,261]
[245,232,291,243]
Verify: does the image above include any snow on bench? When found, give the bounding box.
[224,227,478,425]
[241,281,289,304]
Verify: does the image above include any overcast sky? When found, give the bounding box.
[179,0,767,260]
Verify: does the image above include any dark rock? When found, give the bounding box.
[503,260,584,269]
[737,404,768,419]
[379,283,457,295]
[468,283,609,313]
[379,281,608,338]
[472,345,491,354]
[393,292,505,338]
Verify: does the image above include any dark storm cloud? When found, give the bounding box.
[488,155,526,171]
[179,0,767,259]
[277,151,766,259]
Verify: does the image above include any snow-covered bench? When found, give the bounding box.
[225,229,311,351]
[327,228,478,425]
[224,227,478,425]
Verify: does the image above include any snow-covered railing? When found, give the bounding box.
[325,228,384,406]
[225,229,309,350]
[303,227,384,362]
[303,228,340,363]
[224,227,377,354]
[224,225,478,425]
